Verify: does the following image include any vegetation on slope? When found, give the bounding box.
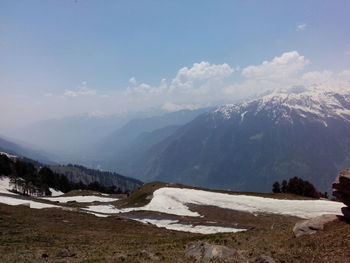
[0,154,127,195]
[50,164,143,193]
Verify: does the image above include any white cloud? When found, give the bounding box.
[170,61,234,90]
[302,70,334,84]
[346,51,350,55]
[296,24,307,31]
[129,77,137,85]
[242,51,309,80]
[88,111,106,118]
[162,102,200,112]
[63,82,97,98]
[128,61,235,95]
[339,70,350,79]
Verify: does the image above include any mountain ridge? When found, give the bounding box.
[130,86,350,193]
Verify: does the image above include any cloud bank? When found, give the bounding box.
[1,51,350,131]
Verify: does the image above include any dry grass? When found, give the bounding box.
[0,183,349,263]
[0,202,349,263]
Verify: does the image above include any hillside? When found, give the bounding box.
[129,87,350,193]
[49,164,143,192]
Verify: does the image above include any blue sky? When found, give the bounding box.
[0,0,350,130]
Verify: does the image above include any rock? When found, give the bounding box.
[341,206,350,220]
[293,214,338,237]
[252,254,276,263]
[333,169,350,207]
[185,241,237,262]
[41,253,49,258]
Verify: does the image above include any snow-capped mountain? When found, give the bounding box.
[214,86,350,125]
[130,86,350,193]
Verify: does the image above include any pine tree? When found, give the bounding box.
[272,181,281,193]
[281,180,287,193]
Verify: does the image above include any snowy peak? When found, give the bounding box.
[214,87,350,124]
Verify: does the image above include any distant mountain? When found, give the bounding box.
[0,136,55,164]
[101,125,181,174]
[49,164,143,192]
[99,108,210,153]
[8,112,143,161]
[132,86,350,193]
[86,108,210,171]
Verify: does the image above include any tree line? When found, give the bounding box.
[0,154,124,196]
[272,176,328,198]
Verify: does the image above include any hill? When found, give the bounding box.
[49,164,143,193]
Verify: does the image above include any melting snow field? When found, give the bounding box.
[1,177,58,209]
[0,177,13,194]
[0,195,59,209]
[140,187,344,219]
[132,218,246,234]
[0,182,345,234]
[42,195,118,203]
[83,187,344,234]
[86,187,344,219]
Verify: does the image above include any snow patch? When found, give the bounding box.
[42,195,118,203]
[134,218,246,234]
[85,204,122,214]
[240,111,248,122]
[0,195,59,209]
[0,177,13,194]
[86,187,343,219]
[142,187,343,219]
[49,188,64,197]
[0,152,17,159]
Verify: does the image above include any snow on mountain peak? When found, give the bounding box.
[214,86,350,124]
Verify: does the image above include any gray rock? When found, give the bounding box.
[333,169,350,207]
[341,206,350,220]
[293,214,338,237]
[185,241,237,262]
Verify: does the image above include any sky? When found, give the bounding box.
[1,0,350,132]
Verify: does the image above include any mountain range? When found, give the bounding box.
[122,86,350,193]
[4,86,350,193]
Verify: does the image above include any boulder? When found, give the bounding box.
[293,214,338,237]
[185,241,237,262]
[333,169,350,207]
[341,207,350,220]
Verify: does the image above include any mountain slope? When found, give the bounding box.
[49,164,143,192]
[8,113,136,160]
[0,136,55,164]
[97,125,180,174]
[134,87,350,193]
[84,108,210,171]
[98,108,209,154]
